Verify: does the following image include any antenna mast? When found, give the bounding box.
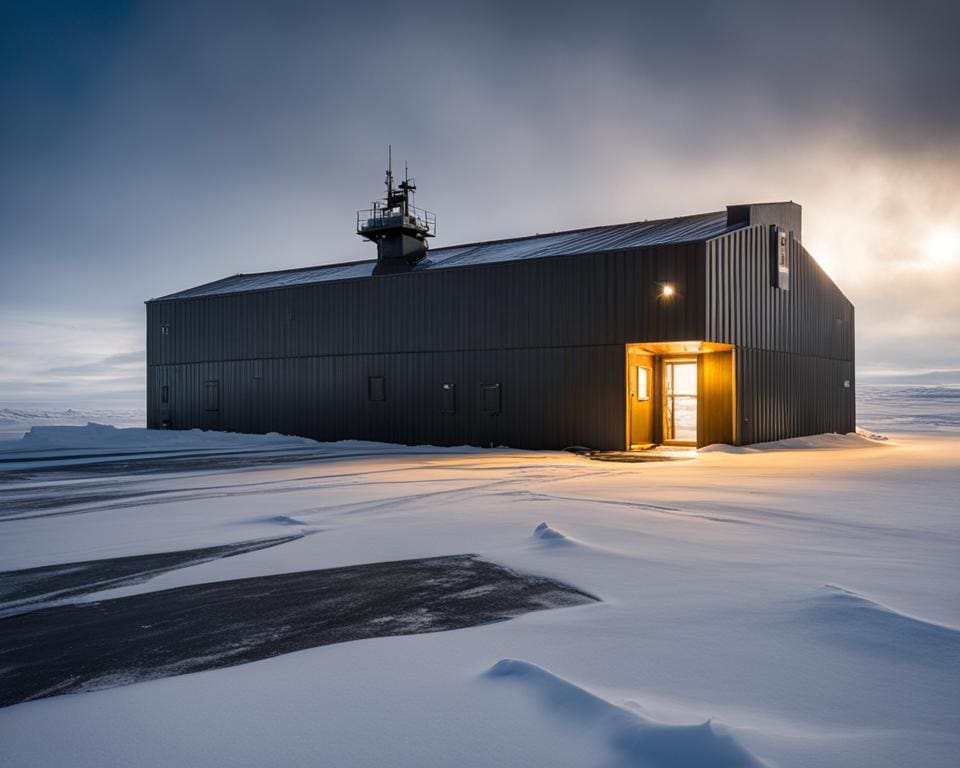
[356,147,437,274]
[385,145,394,203]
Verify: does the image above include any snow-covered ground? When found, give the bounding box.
[0,406,145,440]
[0,392,958,767]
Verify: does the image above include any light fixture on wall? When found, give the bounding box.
[659,283,675,298]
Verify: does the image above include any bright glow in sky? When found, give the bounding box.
[922,229,960,269]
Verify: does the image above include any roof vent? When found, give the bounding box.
[357,146,436,275]
[726,202,801,243]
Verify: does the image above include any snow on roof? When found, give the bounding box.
[155,210,731,301]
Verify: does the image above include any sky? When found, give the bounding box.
[1,0,959,408]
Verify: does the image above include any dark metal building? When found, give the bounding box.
[146,183,855,450]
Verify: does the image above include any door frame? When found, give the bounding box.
[661,356,698,446]
[625,354,655,450]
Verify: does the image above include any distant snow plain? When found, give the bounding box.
[0,386,958,767]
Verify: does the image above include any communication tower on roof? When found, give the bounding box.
[357,147,436,275]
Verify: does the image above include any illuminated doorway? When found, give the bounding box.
[626,348,655,448]
[664,359,697,444]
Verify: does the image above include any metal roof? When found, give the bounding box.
[156,210,732,300]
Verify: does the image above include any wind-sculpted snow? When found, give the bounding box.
[803,585,960,664]
[532,521,576,545]
[0,426,957,767]
[0,535,304,617]
[486,660,768,768]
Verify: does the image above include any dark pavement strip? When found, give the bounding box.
[0,553,597,708]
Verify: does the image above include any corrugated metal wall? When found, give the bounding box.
[148,244,705,362]
[148,346,624,450]
[706,227,855,442]
[147,226,855,449]
[734,348,854,444]
[147,243,706,449]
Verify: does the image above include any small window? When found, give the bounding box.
[204,380,219,411]
[161,385,169,404]
[440,383,456,414]
[480,383,501,414]
[253,360,263,380]
[368,376,385,402]
[160,322,170,337]
[635,367,649,401]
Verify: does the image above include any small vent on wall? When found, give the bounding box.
[441,383,456,414]
[204,380,220,411]
[480,383,501,414]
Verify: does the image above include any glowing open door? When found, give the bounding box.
[663,359,697,444]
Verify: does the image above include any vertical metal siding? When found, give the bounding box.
[147,244,706,448]
[706,227,855,443]
[146,230,853,448]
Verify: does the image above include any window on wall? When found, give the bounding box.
[635,367,649,401]
[160,322,170,336]
[368,376,385,402]
[161,385,169,404]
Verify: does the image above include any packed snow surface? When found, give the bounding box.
[13,422,320,452]
[0,410,958,766]
[0,407,144,440]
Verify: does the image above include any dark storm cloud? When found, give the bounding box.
[3,0,957,191]
[0,0,958,400]
[478,0,960,143]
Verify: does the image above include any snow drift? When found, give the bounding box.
[486,659,767,768]
[14,423,320,452]
[700,432,883,453]
[803,585,960,663]
[532,521,575,545]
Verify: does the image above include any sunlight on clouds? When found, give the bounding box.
[0,311,144,407]
[922,228,960,269]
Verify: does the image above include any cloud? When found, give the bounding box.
[0,310,144,407]
[42,350,144,377]
[0,0,958,406]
